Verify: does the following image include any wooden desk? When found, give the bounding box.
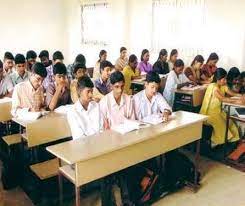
[12,112,71,147]
[0,98,12,122]
[47,111,207,206]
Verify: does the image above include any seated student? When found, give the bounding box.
[184,55,206,84]
[26,50,37,72]
[122,54,141,95]
[67,76,102,140]
[39,50,53,90]
[227,67,241,93]
[115,47,128,71]
[137,49,152,73]
[11,62,47,117]
[200,68,243,147]
[10,54,30,85]
[3,52,14,74]
[99,71,135,128]
[240,71,245,94]
[46,63,71,111]
[168,49,178,71]
[153,49,169,75]
[0,60,14,98]
[53,51,64,65]
[94,50,107,79]
[94,60,112,95]
[163,59,191,107]
[70,63,87,103]
[201,52,219,83]
[133,71,172,120]
[67,54,86,80]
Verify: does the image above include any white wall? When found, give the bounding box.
[0,0,68,62]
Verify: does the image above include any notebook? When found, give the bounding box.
[142,114,163,125]
[111,119,141,134]
[235,108,245,118]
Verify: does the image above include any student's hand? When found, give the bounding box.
[103,118,110,130]
[163,110,171,122]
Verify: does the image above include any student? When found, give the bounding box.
[133,71,172,120]
[99,71,135,128]
[201,52,219,83]
[200,68,243,146]
[0,60,14,98]
[67,54,86,80]
[94,60,112,95]
[168,49,178,71]
[46,63,71,111]
[70,63,87,103]
[39,50,53,90]
[115,47,128,71]
[153,49,169,75]
[67,76,103,140]
[10,54,30,85]
[11,62,47,117]
[52,51,64,65]
[240,71,245,94]
[163,59,191,107]
[184,55,206,84]
[3,52,14,74]
[26,50,37,72]
[227,67,241,93]
[122,54,141,95]
[94,50,107,79]
[137,49,152,73]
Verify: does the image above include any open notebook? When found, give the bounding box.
[17,111,49,121]
[111,119,141,135]
[235,108,245,118]
[142,114,163,125]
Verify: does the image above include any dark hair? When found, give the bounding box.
[227,67,240,86]
[39,50,49,59]
[0,60,3,68]
[4,52,14,60]
[100,60,113,73]
[146,71,161,84]
[98,50,107,62]
[213,67,227,82]
[75,54,86,65]
[14,54,26,64]
[174,59,184,68]
[73,63,86,75]
[53,51,64,61]
[191,55,204,66]
[241,71,245,79]
[110,71,125,84]
[32,62,47,78]
[207,52,219,63]
[53,62,67,75]
[170,49,178,58]
[120,47,127,53]
[129,54,137,63]
[77,76,94,91]
[158,49,168,60]
[141,49,149,61]
[26,50,37,60]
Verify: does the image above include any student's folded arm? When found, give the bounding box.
[214,88,234,103]
[47,89,61,111]
[226,88,242,97]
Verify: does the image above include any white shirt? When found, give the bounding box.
[0,75,14,97]
[67,100,103,140]
[133,90,172,120]
[163,70,189,107]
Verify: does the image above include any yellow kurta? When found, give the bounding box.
[200,83,239,145]
[122,65,140,95]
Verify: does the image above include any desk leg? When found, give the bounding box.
[194,139,200,192]
[58,171,63,206]
[224,106,230,158]
[75,186,80,206]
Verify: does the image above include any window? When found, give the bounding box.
[81,2,110,46]
[152,0,206,62]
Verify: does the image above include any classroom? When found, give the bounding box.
[0,0,245,205]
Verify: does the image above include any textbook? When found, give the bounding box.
[235,108,245,119]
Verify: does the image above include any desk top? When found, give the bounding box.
[223,101,245,108]
[47,111,207,165]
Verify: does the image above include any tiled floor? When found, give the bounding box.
[0,157,245,206]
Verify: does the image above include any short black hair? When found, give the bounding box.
[0,60,3,68]
[39,50,49,59]
[128,54,137,63]
[213,67,227,82]
[4,52,14,60]
[26,50,37,60]
[32,62,47,78]
[14,54,26,64]
[110,71,125,85]
[53,62,67,75]
[241,71,245,79]
[77,76,94,91]
[73,63,86,74]
[146,71,161,84]
[100,60,113,73]
[174,59,184,67]
[53,51,64,61]
[120,47,127,53]
[207,52,219,63]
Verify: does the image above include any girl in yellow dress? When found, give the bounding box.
[200,68,244,146]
